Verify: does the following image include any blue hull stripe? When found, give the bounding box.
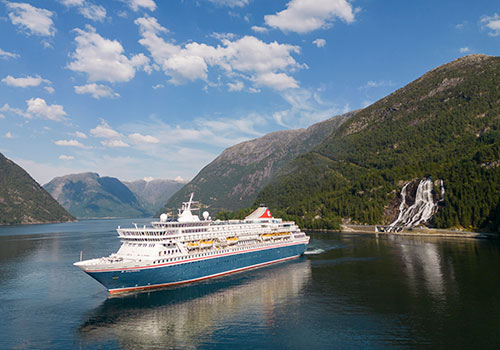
[87,242,307,293]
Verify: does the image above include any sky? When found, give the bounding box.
[0,0,499,185]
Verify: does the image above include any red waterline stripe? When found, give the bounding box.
[108,254,300,294]
[87,239,308,273]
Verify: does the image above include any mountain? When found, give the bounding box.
[0,153,75,225]
[123,179,185,215]
[162,111,356,214]
[44,172,148,219]
[257,54,500,232]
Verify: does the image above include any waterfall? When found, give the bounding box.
[387,178,445,232]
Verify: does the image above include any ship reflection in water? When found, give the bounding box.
[80,258,311,349]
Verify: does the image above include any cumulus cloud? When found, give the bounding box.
[152,83,164,89]
[44,86,55,94]
[90,120,121,138]
[74,83,120,99]
[206,0,250,8]
[136,16,303,90]
[2,75,51,88]
[459,47,471,53]
[101,139,129,147]
[26,98,67,121]
[0,103,27,118]
[264,0,355,33]
[5,131,13,139]
[312,38,326,48]
[59,155,75,160]
[253,72,299,90]
[127,0,156,11]
[128,133,159,144]
[6,2,56,37]
[0,48,19,59]
[480,13,500,36]
[55,139,86,148]
[68,25,150,83]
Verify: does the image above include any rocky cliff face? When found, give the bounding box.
[162,111,357,213]
[0,153,75,225]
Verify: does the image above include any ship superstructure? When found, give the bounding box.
[74,194,310,294]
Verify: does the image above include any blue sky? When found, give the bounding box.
[0,0,499,184]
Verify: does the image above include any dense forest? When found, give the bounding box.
[252,55,500,232]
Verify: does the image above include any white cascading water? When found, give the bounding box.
[387,178,444,232]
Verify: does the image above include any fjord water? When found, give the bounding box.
[1,221,499,349]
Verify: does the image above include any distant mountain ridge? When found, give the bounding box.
[123,179,185,215]
[44,173,185,218]
[44,172,147,218]
[162,111,357,214]
[257,54,500,232]
[0,153,75,225]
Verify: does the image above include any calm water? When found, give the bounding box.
[0,220,499,350]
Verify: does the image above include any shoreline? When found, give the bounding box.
[337,225,496,239]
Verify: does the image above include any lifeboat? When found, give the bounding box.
[200,240,214,248]
[226,236,238,245]
[187,242,199,250]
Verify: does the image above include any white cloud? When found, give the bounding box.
[45,86,55,94]
[228,81,244,91]
[79,4,107,22]
[143,176,154,181]
[312,38,326,48]
[1,75,51,88]
[101,139,129,148]
[175,175,184,182]
[55,139,86,148]
[251,26,268,33]
[5,132,13,139]
[459,47,471,53]
[0,48,19,59]
[26,98,68,121]
[206,0,250,7]
[74,83,120,99]
[359,80,395,89]
[254,72,299,91]
[152,83,164,89]
[60,0,85,6]
[90,120,121,138]
[0,114,4,119]
[128,133,159,144]
[59,155,75,160]
[74,131,87,138]
[128,0,157,11]
[264,0,355,33]
[68,25,150,83]
[272,88,344,128]
[480,13,500,37]
[0,103,28,118]
[6,2,56,37]
[136,17,304,90]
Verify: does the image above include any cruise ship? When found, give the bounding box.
[74,194,310,294]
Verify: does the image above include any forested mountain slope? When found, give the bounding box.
[257,54,500,232]
[0,153,75,225]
